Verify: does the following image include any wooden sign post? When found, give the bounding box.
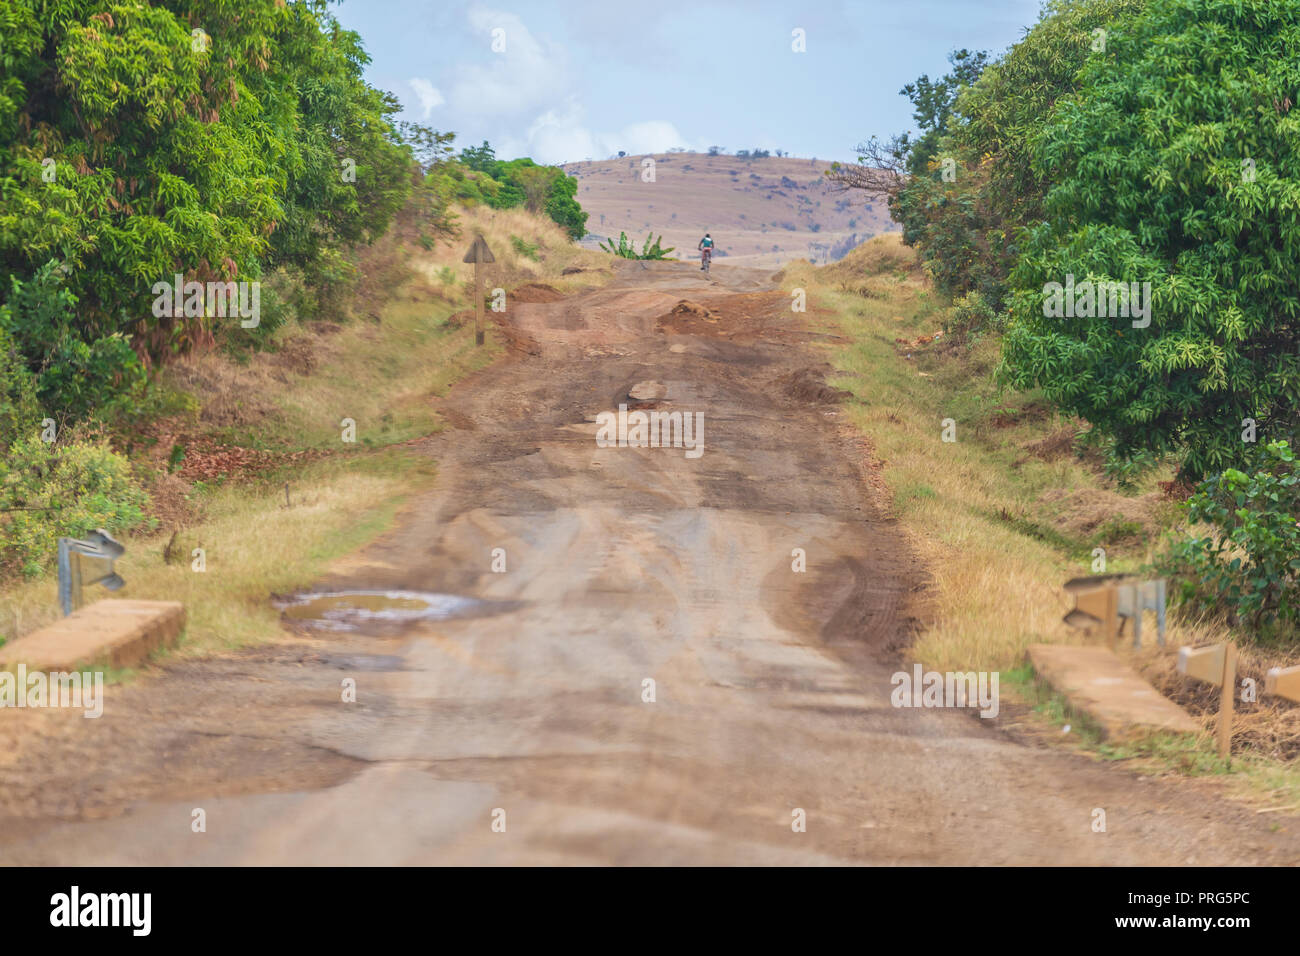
[1178,641,1238,761]
[462,235,495,346]
[1217,642,1237,761]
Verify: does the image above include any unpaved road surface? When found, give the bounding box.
[2,260,1298,864]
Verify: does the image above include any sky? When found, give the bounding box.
[334,0,1048,165]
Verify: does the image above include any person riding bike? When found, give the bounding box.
[698,233,714,271]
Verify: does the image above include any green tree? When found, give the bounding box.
[0,1,414,362]
[1000,0,1300,479]
[952,0,1144,269]
[0,261,144,429]
[1162,441,1299,632]
[829,49,990,300]
[260,5,415,310]
[0,319,39,446]
[899,48,989,175]
[544,173,588,239]
[834,3,1145,307]
[459,140,497,173]
[854,3,1142,306]
[451,141,588,238]
[1,2,286,357]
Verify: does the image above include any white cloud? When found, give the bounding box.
[407,7,699,164]
[446,8,568,117]
[609,121,693,157]
[521,100,595,164]
[518,100,697,164]
[408,78,444,119]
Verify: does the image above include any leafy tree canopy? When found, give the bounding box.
[0,0,414,363]
[1000,0,1300,479]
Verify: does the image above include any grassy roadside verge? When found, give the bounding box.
[0,450,424,660]
[0,204,611,662]
[782,235,1300,808]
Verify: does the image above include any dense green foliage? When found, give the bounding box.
[1,261,145,430]
[889,2,1141,305]
[865,0,1299,480]
[898,48,990,178]
[850,0,1299,638]
[1162,442,1299,631]
[868,49,992,302]
[1000,0,1300,481]
[0,314,38,443]
[456,141,588,239]
[941,291,1002,345]
[0,4,586,431]
[0,0,412,383]
[0,1,587,582]
[0,435,152,576]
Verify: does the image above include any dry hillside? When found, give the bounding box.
[562,152,898,268]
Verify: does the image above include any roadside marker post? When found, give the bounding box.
[463,235,495,347]
[1177,643,1225,684]
[1218,642,1237,761]
[1063,574,1120,639]
[1177,642,1238,761]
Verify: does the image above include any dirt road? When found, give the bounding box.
[2,260,1298,864]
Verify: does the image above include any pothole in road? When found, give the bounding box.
[275,590,483,632]
[628,380,668,401]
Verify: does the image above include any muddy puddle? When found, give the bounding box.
[276,589,489,633]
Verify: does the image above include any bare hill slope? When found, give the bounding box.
[563,152,898,268]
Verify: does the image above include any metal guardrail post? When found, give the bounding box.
[1118,579,1167,649]
[56,530,126,617]
[1064,575,1167,648]
[57,538,77,617]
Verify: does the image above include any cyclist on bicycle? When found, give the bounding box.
[698,233,714,270]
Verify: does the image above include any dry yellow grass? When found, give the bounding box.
[0,203,614,659]
[0,456,414,657]
[784,236,1154,671]
[416,203,610,291]
[785,234,1300,801]
[166,204,611,450]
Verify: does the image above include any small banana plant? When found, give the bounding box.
[598,231,675,260]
